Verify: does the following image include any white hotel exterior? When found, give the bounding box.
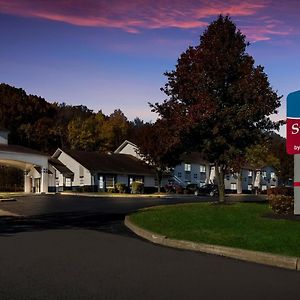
[0,129,278,193]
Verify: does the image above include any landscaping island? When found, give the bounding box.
[129,203,300,257]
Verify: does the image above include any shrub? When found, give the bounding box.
[107,187,116,193]
[267,186,293,197]
[175,185,184,194]
[131,181,144,194]
[268,195,294,215]
[164,184,175,193]
[115,182,127,193]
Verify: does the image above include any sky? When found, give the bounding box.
[1,0,300,137]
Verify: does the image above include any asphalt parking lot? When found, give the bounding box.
[0,194,298,300]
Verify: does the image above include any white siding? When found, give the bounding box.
[116,143,142,159]
[57,151,92,187]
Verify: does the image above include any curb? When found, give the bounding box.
[125,215,300,271]
[0,198,17,202]
[61,192,197,199]
[0,209,21,217]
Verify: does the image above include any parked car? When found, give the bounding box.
[185,183,218,196]
[184,183,199,194]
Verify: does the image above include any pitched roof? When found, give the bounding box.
[0,144,48,156]
[114,140,138,154]
[61,149,155,175]
[49,157,74,178]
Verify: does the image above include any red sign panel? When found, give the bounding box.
[286,118,300,154]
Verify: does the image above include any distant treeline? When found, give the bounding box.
[0,83,146,154]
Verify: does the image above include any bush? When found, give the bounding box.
[131,181,144,194]
[107,187,116,193]
[267,186,293,196]
[115,183,127,193]
[175,185,184,194]
[268,195,294,215]
[164,184,175,193]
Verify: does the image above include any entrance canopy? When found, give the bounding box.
[0,144,49,193]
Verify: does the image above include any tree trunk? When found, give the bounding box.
[156,170,162,193]
[215,163,225,203]
[237,170,243,194]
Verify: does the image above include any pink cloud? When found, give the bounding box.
[0,0,296,41]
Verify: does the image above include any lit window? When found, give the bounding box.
[248,184,252,191]
[270,172,276,179]
[248,171,253,177]
[184,164,191,172]
[200,165,206,173]
[261,185,267,191]
[262,171,267,178]
[231,183,237,190]
[106,176,115,189]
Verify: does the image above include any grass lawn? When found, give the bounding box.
[0,192,25,199]
[130,203,300,257]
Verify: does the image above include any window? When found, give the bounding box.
[99,176,104,189]
[79,165,84,178]
[65,178,72,187]
[106,176,115,189]
[184,164,191,172]
[270,172,276,179]
[178,172,182,178]
[248,184,252,191]
[200,165,206,173]
[248,171,253,177]
[261,185,267,191]
[231,183,237,190]
[262,171,267,178]
[271,185,276,189]
[193,174,198,179]
[199,182,205,187]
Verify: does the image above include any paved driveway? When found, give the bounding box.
[0,194,299,300]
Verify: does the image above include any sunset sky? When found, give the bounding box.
[1,0,300,136]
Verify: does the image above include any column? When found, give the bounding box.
[24,171,31,193]
[294,155,300,214]
[40,167,49,193]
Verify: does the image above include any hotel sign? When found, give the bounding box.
[286,91,300,155]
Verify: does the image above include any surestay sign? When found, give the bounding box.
[286,91,300,155]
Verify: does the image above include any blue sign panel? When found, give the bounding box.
[287,91,300,118]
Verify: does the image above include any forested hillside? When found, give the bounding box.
[0,83,145,154]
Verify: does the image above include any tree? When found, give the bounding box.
[101,109,130,151]
[151,16,281,202]
[135,120,181,193]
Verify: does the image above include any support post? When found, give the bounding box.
[24,171,31,193]
[40,167,48,193]
[294,155,300,214]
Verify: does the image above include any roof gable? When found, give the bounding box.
[59,149,154,175]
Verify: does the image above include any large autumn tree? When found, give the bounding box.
[151,16,281,202]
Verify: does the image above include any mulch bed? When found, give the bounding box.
[263,212,300,222]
